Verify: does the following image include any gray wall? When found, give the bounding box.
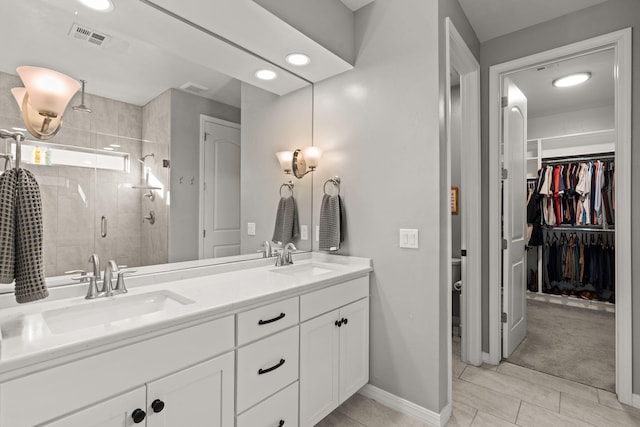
[312,0,444,412]
[168,89,240,262]
[478,0,640,392]
[254,0,355,64]
[240,83,312,253]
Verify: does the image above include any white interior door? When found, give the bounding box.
[502,77,528,358]
[201,118,241,259]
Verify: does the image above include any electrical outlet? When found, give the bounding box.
[301,225,308,240]
[399,229,419,249]
[247,222,256,236]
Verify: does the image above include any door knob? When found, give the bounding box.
[151,399,165,413]
[131,408,146,423]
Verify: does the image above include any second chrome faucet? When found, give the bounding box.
[82,254,136,299]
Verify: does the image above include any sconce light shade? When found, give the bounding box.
[301,146,323,169]
[275,151,293,174]
[12,66,80,140]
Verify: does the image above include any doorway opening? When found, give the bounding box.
[487,29,632,404]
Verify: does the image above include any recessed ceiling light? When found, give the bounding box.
[286,53,311,66]
[552,72,591,88]
[77,0,114,12]
[255,69,278,81]
[109,144,120,148]
[103,147,114,151]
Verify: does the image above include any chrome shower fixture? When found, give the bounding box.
[72,80,92,113]
[137,153,155,164]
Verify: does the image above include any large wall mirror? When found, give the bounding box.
[0,0,313,290]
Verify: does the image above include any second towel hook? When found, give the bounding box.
[323,176,341,195]
[280,181,294,197]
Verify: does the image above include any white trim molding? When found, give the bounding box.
[488,28,633,404]
[359,384,451,427]
[632,394,640,409]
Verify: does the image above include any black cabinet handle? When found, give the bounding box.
[335,320,341,327]
[131,408,146,424]
[258,312,286,325]
[258,358,286,375]
[151,399,165,413]
[278,420,285,427]
[342,318,348,325]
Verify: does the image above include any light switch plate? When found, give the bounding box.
[247,222,256,236]
[301,225,308,240]
[399,229,419,249]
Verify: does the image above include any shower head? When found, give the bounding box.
[72,80,92,113]
[137,153,155,164]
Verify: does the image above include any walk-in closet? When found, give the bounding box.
[507,48,616,392]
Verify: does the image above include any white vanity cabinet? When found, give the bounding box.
[0,316,235,427]
[45,352,234,427]
[299,277,369,426]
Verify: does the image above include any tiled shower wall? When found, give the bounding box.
[0,71,165,276]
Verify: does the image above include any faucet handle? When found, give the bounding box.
[66,270,89,283]
[114,269,137,294]
[85,275,101,299]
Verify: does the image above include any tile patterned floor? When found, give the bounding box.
[315,340,640,427]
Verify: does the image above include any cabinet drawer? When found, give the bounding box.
[236,381,298,427]
[0,316,234,427]
[237,296,299,345]
[300,276,368,321]
[236,326,299,413]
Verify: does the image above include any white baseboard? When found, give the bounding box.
[482,351,499,365]
[358,384,449,427]
[632,393,640,409]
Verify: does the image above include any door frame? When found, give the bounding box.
[445,16,482,406]
[487,28,632,405]
[198,114,242,259]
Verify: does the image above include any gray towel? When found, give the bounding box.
[319,194,345,251]
[0,168,48,303]
[0,169,17,283]
[272,196,299,245]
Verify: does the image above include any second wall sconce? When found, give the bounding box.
[11,66,81,140]
[276,147,323,179]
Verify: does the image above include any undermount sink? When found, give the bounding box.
[270,262,335,277]
[43,290,194,334]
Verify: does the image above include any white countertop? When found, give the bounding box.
[0,253,371,379]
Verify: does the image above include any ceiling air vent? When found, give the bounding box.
[180,82,209,94]
[69,23,110,47]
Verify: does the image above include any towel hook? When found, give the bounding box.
[0,129,24,169]
[323,176,341,195]
[280,181,294,197]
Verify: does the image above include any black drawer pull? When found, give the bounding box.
[342,318,348,325]
[335,319,342,327]
[258,312,286,325]
[278,420,285,427]
[258,358,286,375]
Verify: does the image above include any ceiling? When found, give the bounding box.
[458,0,609,43]
[509,49,614,118]
[1,0,353,107]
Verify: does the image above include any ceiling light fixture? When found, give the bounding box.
[552,72,591,88]
[77,0,114,12]
[285,53,311,66]
[255,69,278,81]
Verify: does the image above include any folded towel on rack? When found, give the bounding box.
[0,169,17,283]
[272,196,300,245]
[319,194,345,251]
[0,168,48,302]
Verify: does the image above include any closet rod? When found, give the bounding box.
[544,226,615,233]
[542,152,614,165]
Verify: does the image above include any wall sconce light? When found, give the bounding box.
[292,146,323,179]
[275,151,294,174]
[11,66,81,140]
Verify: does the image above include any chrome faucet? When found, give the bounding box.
[258,240,273,258]
[275,243,297,267]
[103,260,118,297]
[88,254,101,279]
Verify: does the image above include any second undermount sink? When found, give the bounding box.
[43,290,194,334]
[270,262,335,277]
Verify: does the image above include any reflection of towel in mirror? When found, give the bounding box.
[319,194,345,251]
[0,169,17,283]
[0,168,48,303]
[272,196,300,245]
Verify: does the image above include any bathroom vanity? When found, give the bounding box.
[0,254,371,427]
